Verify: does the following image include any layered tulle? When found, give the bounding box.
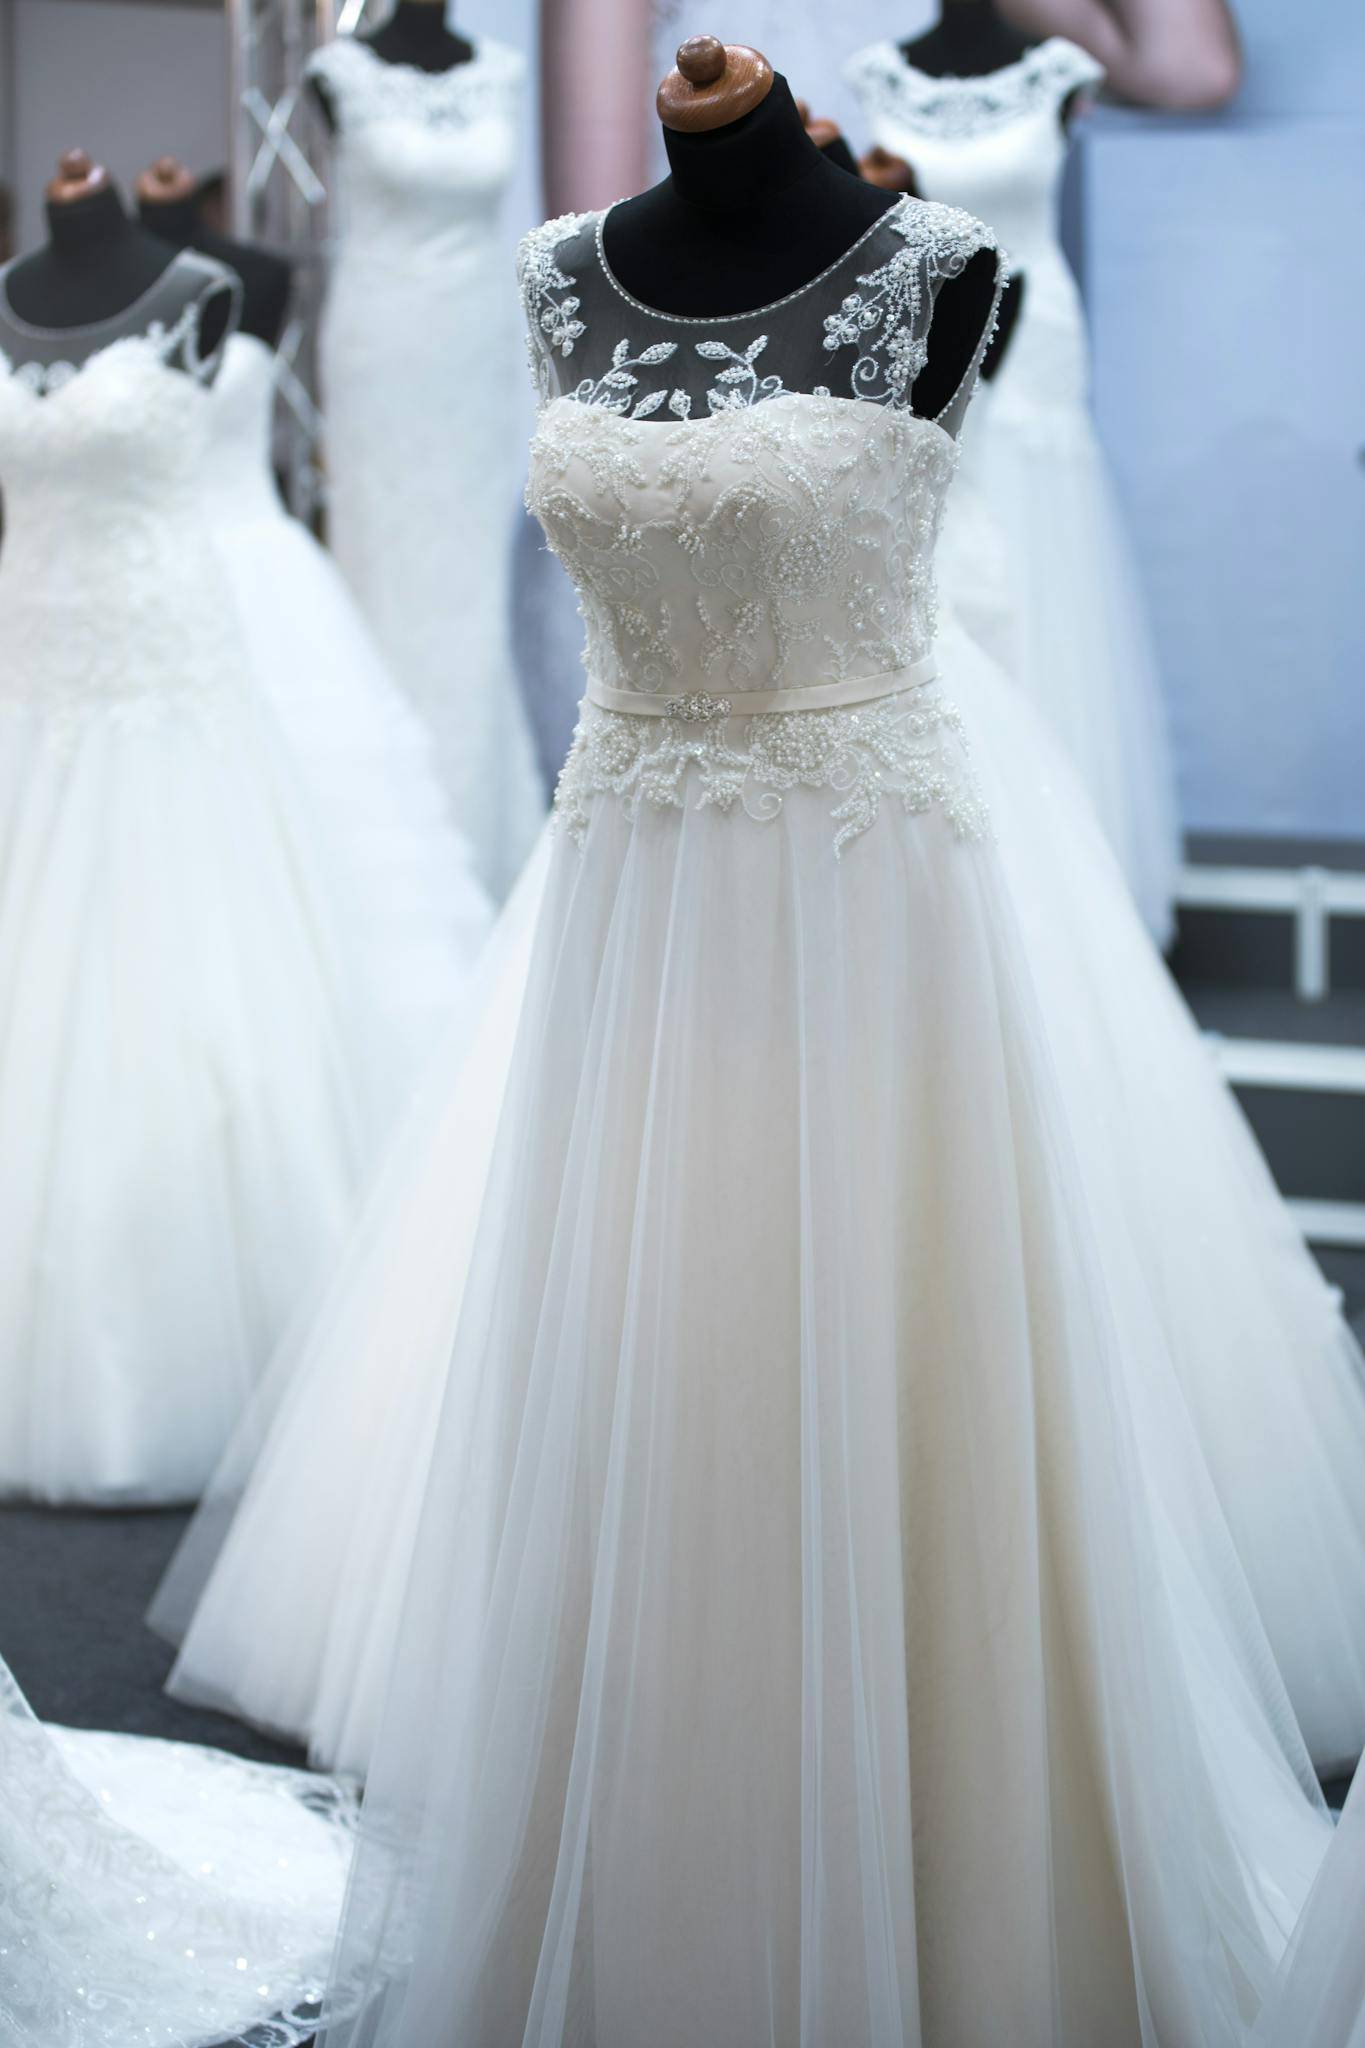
[1,1657,353,2046]
[308,689,1357,2043]
[957,390,1182,945]
[152,840,550,1769]
[0,688,377,1503]
[155,622,1365,1788]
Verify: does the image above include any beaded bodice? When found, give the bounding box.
[519,199,1000,852]
[845,39,1103,273]
[0,265,244,714]
[307,37,522,267]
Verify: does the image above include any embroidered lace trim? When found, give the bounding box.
[306,35,523,132]
[845,36,1104,140]
[554,685,989,857]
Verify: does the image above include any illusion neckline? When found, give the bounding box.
[0,249,199,342]
[593,194,912,331]
[538,386,958,457]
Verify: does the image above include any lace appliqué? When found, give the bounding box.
[555,686,988,858]
[2,291,231,397]
[822,201,993,407]
[307,35,523,133]
[845,37,1104,141]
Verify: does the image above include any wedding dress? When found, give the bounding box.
[306,33,544,899]
[203,330,493,1070]
[156,200,1365,1794]
[0,256,401,1504]
[0,1650,352,2046]
[262,197,1365,2046]
[847,37,1181,944]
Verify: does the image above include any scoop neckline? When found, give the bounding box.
[876,34,1077,91]
[592,194,912,330]
[0,249,198,341]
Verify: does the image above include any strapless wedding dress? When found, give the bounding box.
[848,37,1182,944]
[306,35,544,899]
[203,331,492,1073]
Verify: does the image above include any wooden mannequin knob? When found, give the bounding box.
[135,155,196,206]
[677,34,726,86]
[859,145,915,194]
[658,36,774,132]
[46,149,111,205]
[796,99,841,150]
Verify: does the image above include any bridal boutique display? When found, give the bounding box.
[307,32,544,900]
[846,36,1182,944]
[0,1650,352,2045]
[285,194,1365,2047]
[204,331,493,1069]
[0,255,401,1504]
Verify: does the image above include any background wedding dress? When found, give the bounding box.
[0,1651,352,2046]
[847,37,1182,944]
[307,34,544,900]
[0,261,409,1504]
[204,330,493,1073]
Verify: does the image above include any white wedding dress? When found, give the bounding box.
[847,37,1181,944]
[156,203,1365,1804]
[0,259,408,1504]
[203,331,492,1071]
[307,34,544,900]
[0,1650,352,2046]
[169,197,1360,2046]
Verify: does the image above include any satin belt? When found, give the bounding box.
[585,654,939,720]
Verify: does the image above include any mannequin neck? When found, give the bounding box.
[364,1,475,71]
[903,1,1033,77]
[137,193,199,250]
[662,75,825,214]
[46,184,140,265]
[602,74,895,320]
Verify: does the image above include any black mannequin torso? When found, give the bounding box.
[7,184,177,329]
[901,0,1033,77]
[137,192,292,348]
[312,3,474,129]
[603,75,998,421]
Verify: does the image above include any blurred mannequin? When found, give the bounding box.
[312,1,475,129]
[4,151,232,360]
[137,157,292,347]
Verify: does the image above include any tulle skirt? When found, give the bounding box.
[207,494,492,1071]
[155,623,1365,1795]
[275,650,1365,2043]
[953,386,1182,945]
[1,1656,353,2047]
[0,685,383,1504]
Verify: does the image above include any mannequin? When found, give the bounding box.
[602,39,998,422]
[902,0,1034,77]
[311,0,474,127]
[796,97,859,179]
[3,150,233,361]
[136,156,292,348]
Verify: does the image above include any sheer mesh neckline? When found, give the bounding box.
[593,194,912,330]
[0,250,203,341]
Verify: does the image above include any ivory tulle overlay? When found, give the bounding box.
[0,1655,354,2047]
[307,35,545,899]
[847,38,1182,945]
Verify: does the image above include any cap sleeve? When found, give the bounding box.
[516,212,597,409]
